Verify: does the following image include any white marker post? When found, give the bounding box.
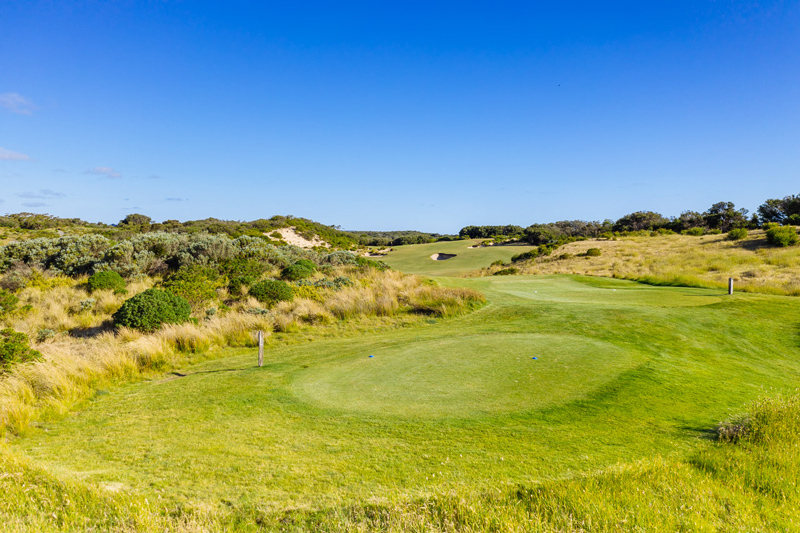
[728,278,733,295]
[257,330,264,367]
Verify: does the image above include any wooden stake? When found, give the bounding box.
[728,278,733,295]
[257,330,264,367]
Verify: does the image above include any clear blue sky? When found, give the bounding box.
[1,1,798,233]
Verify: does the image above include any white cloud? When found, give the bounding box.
[165,197,186,201]
[0,93,36,115]
[18,189,65,199]
[86,166,121,179]
[22,202,47,208]
[0,147,31,161]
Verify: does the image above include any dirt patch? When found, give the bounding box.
[270,227,330,248]
[431,253,457,261]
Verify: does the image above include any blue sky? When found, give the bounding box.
[1,1,798,233]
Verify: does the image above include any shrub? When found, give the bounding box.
[0,328,42,370]
[87,271,127,293]
[36,328,56,343]
[585,248,602,257]
[249,280,294,306]
[0,289,18,317]
[161,265,222,308]
[727,228,748,241]
[0,262,33,291]
[228,275,256,297]
[682,227,705,236]
[112,288,192,332]
[294,259,317,272]
[281,263,314,281]
[493,268,518,276]
[766,226,799,247]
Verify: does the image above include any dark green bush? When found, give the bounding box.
[249,280,294,306]
[727,228,748,241]
[0,289,18,317]
[294,259,317,272]
[228,275,256,297]
[87,271,126,293]
[766,226,799,247]
[0,328,42,370]
[218,257,267,279]
[585,248,601,257]
[112,288,191,332]
[281,263,314,281]
[493,268,518,276]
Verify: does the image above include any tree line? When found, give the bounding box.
[459,194,800,245]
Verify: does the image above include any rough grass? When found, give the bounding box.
[2,392,799,531]
[485,231,800,296]
[4,275,800,530]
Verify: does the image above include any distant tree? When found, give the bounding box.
[703,202,748,232]
[757,194,800,225]
[612,211,669,232]
[670,211,705,232]
[119,213,152,227]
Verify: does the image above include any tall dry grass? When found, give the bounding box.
[482,231,800,295]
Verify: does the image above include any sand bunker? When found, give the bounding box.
[431,253,457,261]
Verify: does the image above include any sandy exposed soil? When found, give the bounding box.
[430,253,457,261]
[271,227,330,248]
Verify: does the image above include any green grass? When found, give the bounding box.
[379,239,538,276]
[8,274,800,529]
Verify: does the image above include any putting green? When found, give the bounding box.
[293,333,643,418]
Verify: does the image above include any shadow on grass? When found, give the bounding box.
[679,425,719,441]
[70,321,114,338]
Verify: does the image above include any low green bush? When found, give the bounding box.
[727,228,748,241]
[0,289,18,317]
[294,259,317,272]
[249,280,294,306]
[87,271,127,294]
[228,275,256,297]
[112,288,192,332]
[0,328,42,370]
[766,226,799,247]
[281,263,314,281]
[682,227,705,236]
[161,265,222,308]
[585,248,602,257]
[493,268,518,276]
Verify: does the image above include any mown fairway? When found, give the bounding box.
[379,239,538,275]
[15,274,800,513]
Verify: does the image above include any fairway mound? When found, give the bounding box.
[431,253,457,260]
[292,333,643,418]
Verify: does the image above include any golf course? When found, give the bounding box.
[377,239,537,276]
[12,269,800,526]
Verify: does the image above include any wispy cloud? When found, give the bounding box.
[18,189,65,200]
[0,93,36,115]
[147,175,164,180]
[0,147,31,161]
[86,166,121,179]
[165,197,186,202]
[22,202,47,208]
[53,168,69,173]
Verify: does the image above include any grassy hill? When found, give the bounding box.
[379,239,538,276]
[4,274,800,529]
[483,230,800,296]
